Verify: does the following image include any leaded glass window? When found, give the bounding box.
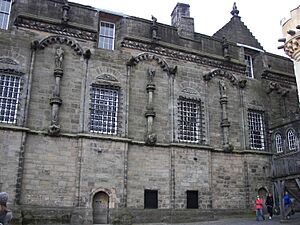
[0,74,21,124]
[90,86,119,134]
[98,21,115,50]
[178,97,202,143]
[0,0,11,30]
[275,133,283,153]
[287,129,297,151]
[248,110,265,150]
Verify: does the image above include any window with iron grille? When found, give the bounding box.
[248,110,265,150]
[0,0,11,30]
[98,21,115,50]
[244,54,253,78]
[144,190,158,209]
[89,86,119,134]
[0,74,21,124]
[275,133,283,153]
[287,129,297,151]
[178,97,202,143]
[186,190,199,209]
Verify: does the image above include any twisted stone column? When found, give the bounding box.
[49,47,64,135]
[145,69,157,145]
[219,81,231,151]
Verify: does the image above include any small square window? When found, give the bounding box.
[144,190,158,209]
[187,190,198,209]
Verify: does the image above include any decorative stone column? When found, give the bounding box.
[145,68,157,145]
[49,47,64,135]
[279,5,300,101]
[219,81,231,152]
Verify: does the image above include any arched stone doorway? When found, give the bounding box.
[93,191,109,224]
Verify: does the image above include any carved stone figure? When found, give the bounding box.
[219,80,227,97]
[55,47,64,69]
[148,68,155,83]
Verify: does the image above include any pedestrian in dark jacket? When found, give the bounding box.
[265,192,273,220]
[0,192,12,225]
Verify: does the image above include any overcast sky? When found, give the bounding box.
[70,0,299,57]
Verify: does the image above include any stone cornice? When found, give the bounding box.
[14,14,97,41]
[121,37,246,74]
[261,69,296,85]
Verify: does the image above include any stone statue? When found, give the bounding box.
[148,68,155,83]
[55,47,64,69]
[151,15,157,26]
[219,81,227,97]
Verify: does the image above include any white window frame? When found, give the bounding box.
[98,21,115,50]
[0,73,21,124]
[275,133,283,153]
[244,54,253,78]
[89,85,119,135]
[177,97,202,143]
[0,0,12,30]
[287,129,297,151]
[248,110,265,150]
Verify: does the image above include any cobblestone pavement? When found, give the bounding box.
[134,213,300,225]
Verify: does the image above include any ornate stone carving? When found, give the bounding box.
[150,15,160,44]
[48,47,66,135]
[37,35,84,55]
[15,16,97,42]
[127,53,170,72]
[145,69,157,145]
[121,38,245,73]
[55,47,64,69]
[266,81,290,96]
[0,58,18,65]
[0,68,24,76]
[203,68,246,88]
[222,36,230,60]
[261,69,296,85]
[62,1,70,24]
[218,81,232,152]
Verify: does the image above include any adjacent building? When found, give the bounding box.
[0,0,299,224]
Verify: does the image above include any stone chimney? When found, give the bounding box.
[171,3,194,39]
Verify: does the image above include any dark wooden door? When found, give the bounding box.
[93,192,109,224]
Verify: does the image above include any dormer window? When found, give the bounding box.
[244,54,253,78]
[98,21,115,50]
[0,0,12,30]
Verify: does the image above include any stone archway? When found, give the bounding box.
[93,191,109,224]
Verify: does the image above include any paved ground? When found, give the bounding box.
[134,213,300,225]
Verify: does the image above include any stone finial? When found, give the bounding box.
[62,0,70,24]
[231,2,239,17]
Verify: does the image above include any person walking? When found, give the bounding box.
[283,192,292,219]
[265,192,273,220]
[0,192,12,225]
[255,195,265,221]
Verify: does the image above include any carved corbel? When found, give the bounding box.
[126,56,138,66]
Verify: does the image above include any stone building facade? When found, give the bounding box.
[0,0,299,224]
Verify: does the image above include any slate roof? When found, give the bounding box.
[213,3,264,51]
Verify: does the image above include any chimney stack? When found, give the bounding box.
[171,3,194,39]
